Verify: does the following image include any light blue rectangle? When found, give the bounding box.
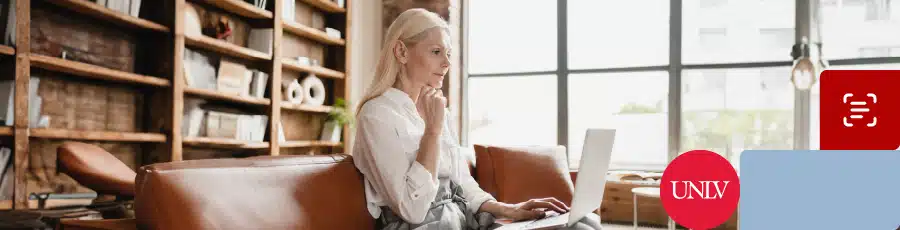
[740,150,900,230]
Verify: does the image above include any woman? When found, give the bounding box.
[353,8,575,229]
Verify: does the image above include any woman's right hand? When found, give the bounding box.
[416,87,446,135]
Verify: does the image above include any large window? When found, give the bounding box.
[465,0,900,170]
[568,72,669,169]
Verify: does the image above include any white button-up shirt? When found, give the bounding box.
[352,88,496,224]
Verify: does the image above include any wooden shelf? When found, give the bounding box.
[299,0,347,13]
[46,0,170,33]
[183,137,269,149]
[283,21,345,46]
[192,0,273,19]
[30,128,167,143]
[30,54,171,87]
[281,103,334,113]
[185,35,271,61]
[0,45,14,55]
[184,87,271,106]
[0,126,12,136]
[282,58,346,79]
[280,140,341,148]
[1,198,94,210]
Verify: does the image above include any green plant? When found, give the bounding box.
[328,98,354,126]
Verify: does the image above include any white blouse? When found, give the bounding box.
[352,88,495,224]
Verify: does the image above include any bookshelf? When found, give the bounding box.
[0,45,14,56]
[1,0,352,210]
[30,54,171,87]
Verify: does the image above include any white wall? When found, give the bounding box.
[347,0,382,152]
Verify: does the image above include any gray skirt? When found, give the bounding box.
[377,178,499,230]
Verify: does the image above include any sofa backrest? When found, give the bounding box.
[473,145,576,206]
[134,154,373,230]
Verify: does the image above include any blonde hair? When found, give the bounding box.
[357,8,450,113]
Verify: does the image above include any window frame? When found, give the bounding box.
[461,0,900,171]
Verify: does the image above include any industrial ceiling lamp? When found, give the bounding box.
[791,0,829,91]
[790,37,822,91]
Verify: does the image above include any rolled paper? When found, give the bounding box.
[301,74,326,106]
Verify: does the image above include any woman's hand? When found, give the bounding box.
[416,87,446,135]
[490,198,571,221]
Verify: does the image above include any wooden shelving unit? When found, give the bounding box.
[0,45,14,56]
[282,58,346,79]
[283,21,345,46]
[281,103,334,113]
[30,54,171,87]
[45,0,170,32]
[184,87,271,106]
[0,126,12,136]
[2,0,352,210]
[185,35,272,61]
[192,0,274,19]
[183,137,270,149]
[280,140,341,148]
[299,0,346,13]
[30,129,167,143]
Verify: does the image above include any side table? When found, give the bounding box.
[631,187,675,230]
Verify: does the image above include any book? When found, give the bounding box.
[216,58,251,96]
[183,49,218,90]
[0,77,41,126]
[0,147,12,200]
[249,70,268,98]
[248,28,273,55]
[129,0,142,17]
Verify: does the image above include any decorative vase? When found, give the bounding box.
[320,120,342,141]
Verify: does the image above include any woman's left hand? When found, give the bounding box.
[499,198,571,221]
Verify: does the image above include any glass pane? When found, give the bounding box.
[568,72,668,170]
[468,75,558,146]
[681,67,795,168]
[468,1,557,74]
[809,63,900,150]
[682,0,795,64]
[820,0,900,59]
[568,0,669,69]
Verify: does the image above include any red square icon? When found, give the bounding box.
[820,70,900,150]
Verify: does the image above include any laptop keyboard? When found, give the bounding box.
[526,212,568,228]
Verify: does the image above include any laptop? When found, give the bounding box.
[497,129,616,229]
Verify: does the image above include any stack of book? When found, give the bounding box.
[184,50,269,99]
[93,0,142,17]
[183,99,268,142]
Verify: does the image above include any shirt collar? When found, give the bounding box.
[383,87,417,113]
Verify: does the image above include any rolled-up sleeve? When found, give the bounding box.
[457,146,496,214]
[355,109,439,224]
[443,109,496,214]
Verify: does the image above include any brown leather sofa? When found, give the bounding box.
[57,142,596,229]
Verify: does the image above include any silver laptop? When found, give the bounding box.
[497,129,616,229]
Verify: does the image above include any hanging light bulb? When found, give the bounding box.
[790,37,827,91]
[791,0,830,91]
[791,56,816,90]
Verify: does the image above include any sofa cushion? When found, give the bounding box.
[473,145,575,206]
[134,154,373,230]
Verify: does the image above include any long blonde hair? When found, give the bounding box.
[357,8,450,113]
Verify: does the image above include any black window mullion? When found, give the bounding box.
[558,0,569,151]
[668,0,683,162]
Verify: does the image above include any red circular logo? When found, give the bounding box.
[661,150,740,230]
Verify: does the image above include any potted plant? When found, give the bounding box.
[321,98,353,142]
